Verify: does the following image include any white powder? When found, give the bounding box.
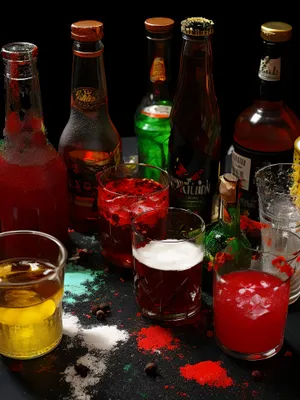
[61,312,129,400]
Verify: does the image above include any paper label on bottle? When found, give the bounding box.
[258,56,281,81]
[72,87,104,111]
[231,151,251,191]
[150,57,166,82]
[67,145,121,211]
[141,105,171,119]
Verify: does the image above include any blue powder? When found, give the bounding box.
[63,262,105,304]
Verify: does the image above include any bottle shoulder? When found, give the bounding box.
[234,102,300,151]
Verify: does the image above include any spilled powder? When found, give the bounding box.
[64,263,106,304]
[137,326,180,352]
[61,313,129,400]
[180,361,234,388]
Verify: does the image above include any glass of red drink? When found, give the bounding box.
[98,163,169,268]
[212,227,300,360]
[132,207,205,321]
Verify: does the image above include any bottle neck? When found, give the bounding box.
[71,40,108,116]
[174,34,216,99]
[219,195,240,237]
[256,39,289,103]
[146,33,172,101]
[3,57,45,136]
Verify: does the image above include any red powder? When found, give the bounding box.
[137,326,180,352]
[180,361,234,388]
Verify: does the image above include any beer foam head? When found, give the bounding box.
[133,239,203,271]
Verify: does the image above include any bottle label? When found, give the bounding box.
[67,145,121,211]
[258,56,281,81]
[72,87,104,111]
[231,141,293,218]
[141,105,172,119]
[231,151,251,190]
[150,57,166,82]
[169,153,219,224]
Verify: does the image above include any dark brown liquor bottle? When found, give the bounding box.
[231,21,300,220]
[58,20,122,234]
[168,17,221,225]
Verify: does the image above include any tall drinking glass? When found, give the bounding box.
[0,230,67,360]
[98,163,169,268]
[213,227,300,361]
[255,163,300,303]
[132,207,205,321]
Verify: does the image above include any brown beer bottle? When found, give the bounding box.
[168,17,221,225]
[231,21,300,220]
[59,20,122,234]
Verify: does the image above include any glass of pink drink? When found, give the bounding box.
[98,163,169,268]
[212,227,300,360]
[132,207,205,321]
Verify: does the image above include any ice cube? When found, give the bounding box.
[247,306,270,320]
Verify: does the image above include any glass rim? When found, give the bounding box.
[0,230,68,287]
[255,162,300,198]
[131,206,206,243]
[97,162,170,198]
[214,226,300,283]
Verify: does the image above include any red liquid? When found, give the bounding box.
[214,270,290,355]
[133,240,203,321]
[98,177,169,268]
[0,148,69,246]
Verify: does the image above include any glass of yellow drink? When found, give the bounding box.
[0,230,67,359]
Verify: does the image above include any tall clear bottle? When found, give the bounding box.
[0,42,69,245]
[59,20,122,234]
[168,17,221,225]
[231,21,300,220]
[134,17,174,170]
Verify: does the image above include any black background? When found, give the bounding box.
[0,10,300,162]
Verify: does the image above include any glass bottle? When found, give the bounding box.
[231,21,300,220]
[0,42,69,245]
[168,17,221,225]
[134,17,174,170]
[203,173,250,293]
[58,20,122,234]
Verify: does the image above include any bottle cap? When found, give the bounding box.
[181,17,214,36]
[261,21,292,43]
[71,20,104,42]
[145,17,175,34]
[219,173,239,204]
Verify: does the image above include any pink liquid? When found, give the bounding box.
[0,149,69,246]
[98,177,169,268]
[214,270,290,355]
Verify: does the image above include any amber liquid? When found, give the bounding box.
[0,259,63,359]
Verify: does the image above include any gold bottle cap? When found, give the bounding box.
[261,21,292,43]
[219,173,239,204]
[145,17,175,34]
[181,17,214,36]
[71,20,104,42]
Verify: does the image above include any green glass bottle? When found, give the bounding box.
[134,17,174,171]
[203,173,251,293]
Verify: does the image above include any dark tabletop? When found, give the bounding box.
[1,138,300,400]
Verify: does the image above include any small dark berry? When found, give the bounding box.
[75,363,90,378]
[145,362,158,377]
[99,302,110,313]
[78,250,90,261]
[96,309,106,321]
[251,370,264,381]
[91,305,100,315]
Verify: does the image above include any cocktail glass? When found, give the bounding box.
[255,163,300,303]
[0,230,67,360]
[132,207,205,321]
[98,163,169,268]
[212,226,300,360]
